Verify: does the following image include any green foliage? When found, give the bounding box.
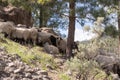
[98,0,118,6]
[0,0,8,6]
[63,36,118,80]
[7,0,32,11]
[64,57,107,80]
[59,73,71,80]
[79,37,118,55]
[65,57,98,73]
[31,0,68,28]
[37,0,52,5]
[104,25,118,38]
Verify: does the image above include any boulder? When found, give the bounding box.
[0,5,33,27]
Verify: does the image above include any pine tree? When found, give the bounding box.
[66,0,75,59]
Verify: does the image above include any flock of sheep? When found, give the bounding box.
[0,21,79,55]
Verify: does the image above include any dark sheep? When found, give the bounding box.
[72,41,80,52]
[37,32,54,46]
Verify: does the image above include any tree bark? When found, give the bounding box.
[39,5,43,27]
[118,0,120,53]
[66,0,75,59]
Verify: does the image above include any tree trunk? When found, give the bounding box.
[118,0,120,53]
[39,5,44,27]
[66,0,75,59]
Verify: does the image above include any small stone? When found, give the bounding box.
[65,69,72,75]
[42,75,48,78]
[14,68,21,73]
[10,74,20,80]
[42,77,51,80]
[25,73,32,78]
[0,60,6,71]
[5,67,15,73]
[40,70,48,75]
[46,64,53,70]
[32,75,42,79]
[3,77,11,80]
[25,68,34,73]
[8,62,14,67]
[34,67,40,71]
[22,78,31,80]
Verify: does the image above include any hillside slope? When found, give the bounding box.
[0,35,118,80]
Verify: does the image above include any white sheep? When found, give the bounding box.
[38,27,58,36]
[11,27,27,44]
[44,42,59,55]
[29,27,38,45]
[11,27,38,45]
[0,21,15,38]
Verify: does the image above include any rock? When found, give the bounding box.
[4,66,15,73]
[25,68,34,73]
[40,70,48,76]
[32,75,43,80]
[65,69,72,75]
[46,64,53,70]
[33,67,40,71]
[10,73,20,80]
[111,73,120,80]
[14,68,22,73]
[3,77,11,80]
[0,60,6,71]
[25,73,32,78]
[43,76,51,80]
[0,48,52,80]
[0,47,6,52]
[22,78,31,80]
[8,62,14,67]
[0,5,33,27]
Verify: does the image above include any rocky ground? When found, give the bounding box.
[0,47,52,80]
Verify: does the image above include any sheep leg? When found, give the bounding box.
[33,40,36,46]
[3,33,8,38]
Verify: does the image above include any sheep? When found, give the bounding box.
[44,42,59,55]
[29,27,38,45]
[49,35,59,46]
[17,24,28,28]
[11,27,27,44]
[56,37,67,54]
[0,21,15,39]
[11,27,38,45]
[37,31,54,46]
[38,27,58,36]
[56,37,80,55]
